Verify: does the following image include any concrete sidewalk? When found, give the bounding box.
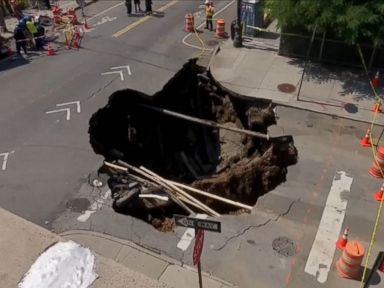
[210,38,384,126]
[61,230,236,288]
[0,207,235,288]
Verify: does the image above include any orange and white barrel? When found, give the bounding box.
[185,14,194,32]
[369,146,384,178]
[336,240,365,279]
[215,19,225,38]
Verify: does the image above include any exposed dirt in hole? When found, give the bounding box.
[88,59,298,231]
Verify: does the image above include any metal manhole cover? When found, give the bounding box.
[272,236,296,257]
[277,83,296,93]
[343,103,358,114]
[206,40,219,46]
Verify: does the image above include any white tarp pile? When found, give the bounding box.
[19,240,98,288]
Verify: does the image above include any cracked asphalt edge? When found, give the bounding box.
[212,198,300,251]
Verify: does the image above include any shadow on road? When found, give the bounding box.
[0,55,30,72]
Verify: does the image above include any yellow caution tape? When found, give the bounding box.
[357,44,384,288]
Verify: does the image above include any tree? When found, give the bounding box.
[263,0,384,45]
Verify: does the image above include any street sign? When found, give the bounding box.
[174,214,221,288]
[193,229,204,265]
[174,215,221,233]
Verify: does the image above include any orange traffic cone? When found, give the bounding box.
[374,185,384,202]
[359,128,371,147]
[47,44,55,56]
[371,71,380,88]
[72,38,79,49]
[72,30,80,49]
[83,17,90,30]
[372,102,382,113]
[336,227,349,250]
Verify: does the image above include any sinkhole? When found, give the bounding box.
[88,59,298,231]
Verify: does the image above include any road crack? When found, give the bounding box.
[85,78,116,102]
[212,198,299,251]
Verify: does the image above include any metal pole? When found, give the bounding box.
[233,0,242,47]
[363,251,384,288]
[197,258,203,288]
[297,24,318,101]
[195,227,203,288]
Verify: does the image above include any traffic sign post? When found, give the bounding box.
[194,228,204,288]
[174,215,222,288]
[363,251,384,288]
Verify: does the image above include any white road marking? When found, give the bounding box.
[95,16,117,26]
[111,65,132,76]
[101,70,124,81]
[56,101,81,113]
[0,150,14,171]
[101,65,132,80]
[304,171,353,283]
[46,101,81,121]
[46,108,71,121]
[181,0,236,51]
[177,214,207,251]
[77,190,111,222]
[87,1,124,22]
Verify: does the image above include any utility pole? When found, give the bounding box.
[233,0,242,48]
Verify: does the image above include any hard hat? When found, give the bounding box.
[205,0,209,4]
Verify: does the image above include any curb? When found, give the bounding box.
[60,229,238,288]
[209,46,384,127]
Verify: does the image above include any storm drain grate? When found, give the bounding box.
[277,83,296,94]
[272,236,296,257]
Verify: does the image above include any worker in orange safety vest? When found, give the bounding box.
[205,1,214,31]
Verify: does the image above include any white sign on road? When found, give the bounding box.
[0,150,14,171]
[46,101,81,121]
[95,16,117,26]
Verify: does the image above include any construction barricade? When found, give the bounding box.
[185,14,194,32]
[368,146,384,178]
[215,19,225,38]
[336,240,365,279]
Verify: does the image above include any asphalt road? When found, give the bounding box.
[51,101,384,288]
[2,1,383,288]
[0,0,234,225]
